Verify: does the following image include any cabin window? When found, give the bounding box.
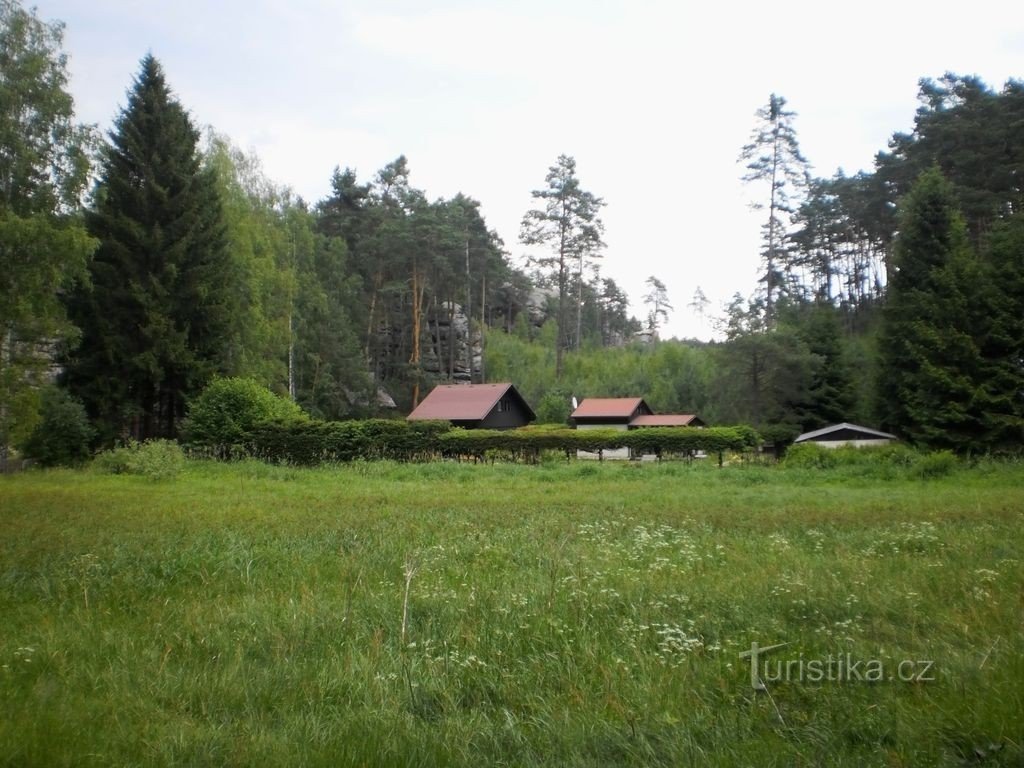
[497,397,512,413]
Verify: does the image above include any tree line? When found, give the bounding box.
[1,0,1021,461]
[0,1,651,462]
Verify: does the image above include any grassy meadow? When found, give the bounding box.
[0,457,1022,766]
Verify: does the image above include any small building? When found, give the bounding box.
[793,423,897,449]
[571,398,651,459]
[629,414,706,429]
[571,397,654,427]
[406,382,535,430]
[570,398,706,459]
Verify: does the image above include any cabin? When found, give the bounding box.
[793,422,897,449]
[629,414,706,428]
[571,398,653,427]
[406,383,536,430]
[570,398,706,459]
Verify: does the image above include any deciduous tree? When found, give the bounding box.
[0,0,97,467]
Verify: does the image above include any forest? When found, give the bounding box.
[1,0,1022,464]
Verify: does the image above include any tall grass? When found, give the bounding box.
[1,459,1021,766]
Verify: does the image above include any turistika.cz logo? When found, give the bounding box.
[739,642,935,690]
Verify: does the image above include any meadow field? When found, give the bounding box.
[0,458,1021,767]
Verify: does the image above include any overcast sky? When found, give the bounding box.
[35,0,1024,339]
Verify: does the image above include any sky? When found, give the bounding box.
[34,0,1024,340]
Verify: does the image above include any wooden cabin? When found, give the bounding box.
[406,383,535,430]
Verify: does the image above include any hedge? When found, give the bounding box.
[241,419,452,464]
[208,420,760,465]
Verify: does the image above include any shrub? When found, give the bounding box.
[912,450,958,479]
[20,386,94,467]
[534,390,572,425]
[760,423,801,458]
[93,439,185,480]
[182,377,307,453]
[781,442,838,469]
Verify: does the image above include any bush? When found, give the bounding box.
[781,442,838,469]
[534,390,572,425]
[20,386,94,467]
[93,439,185,480]
[182,377,307,453]
[911,450,958,479]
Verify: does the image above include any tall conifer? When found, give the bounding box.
[67,55,228,440]
[876,168,986,450]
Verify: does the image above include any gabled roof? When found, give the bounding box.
[571,397,650,420]
[794,422,898,443]
[630,414,703,427]
[407,383,535,422]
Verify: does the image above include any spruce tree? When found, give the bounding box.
[975,213,1024,448]
[876,168,987,450]
[67,55,228,441]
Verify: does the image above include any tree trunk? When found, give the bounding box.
[479,273,486,383]
[410,266,421,407]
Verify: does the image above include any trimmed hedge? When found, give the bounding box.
[220,420,759,465]
[242,419,453,464]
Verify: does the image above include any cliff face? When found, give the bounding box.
[420,301,482,382]
[374,300,484,386]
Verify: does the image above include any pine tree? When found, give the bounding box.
[642,276,673,335]
[520,155,604,378]
[66,55,229,441]
[876,168,987,450]
[739,94,810,321]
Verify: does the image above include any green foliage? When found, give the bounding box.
[781,443,838,469]
[911,450,958,479]
[182,377,306,450]
[65,55,230,443]
[877,74,1024,245]
[243,421,756,465]
[316,161,516,408]
[244,419,451,464]
[534,390,571,424]
[759,423,801,458]
[20,385,94,466]
[782,442,959,480]
[738,94,810,318]
[974,212,1024,449]
[877,168,988,452]
[203,133,295,388]
[0,1,98,465]
[520,155,605,376]
[93,438,185,480]
[715,297,819,426]
[486,332,716,423]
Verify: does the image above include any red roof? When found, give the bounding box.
[630,414,702,427]
[407,383,530,422]
[571,397,649,419]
